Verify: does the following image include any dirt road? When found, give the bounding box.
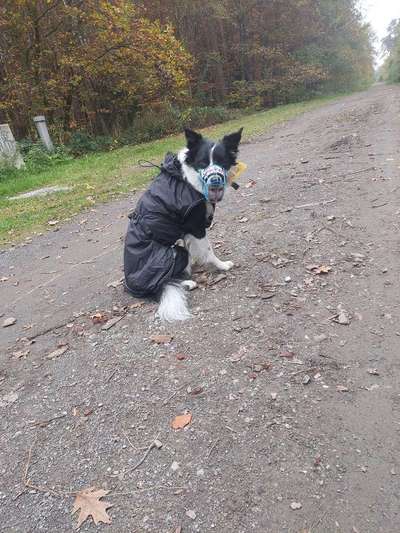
[1,84,400,532]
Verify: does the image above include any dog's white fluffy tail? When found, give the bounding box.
[157,283,192,322]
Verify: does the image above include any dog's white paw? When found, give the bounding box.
[181,280,198,291]
[218,260,234,271]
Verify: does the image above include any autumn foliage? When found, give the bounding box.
[0,0,374,140]
[382,19,400,83]
[0,0,192,137]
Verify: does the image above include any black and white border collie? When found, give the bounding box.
[123,127,243,321]
[158,128,243,321]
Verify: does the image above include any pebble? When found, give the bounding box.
[302,375,311,385]
[2,317,16,328]
[290,502,302,510]
[186,510,196,520]
[171,461,180,472]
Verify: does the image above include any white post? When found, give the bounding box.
[0,124,24,169]
[33,115,54,152]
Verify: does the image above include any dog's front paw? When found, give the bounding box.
[219,260,234,271]
[181,280,198,291]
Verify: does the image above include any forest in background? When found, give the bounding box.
[381,18,400,83]
[0,0,374,151]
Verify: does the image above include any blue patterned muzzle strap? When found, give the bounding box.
[199,164,228,200]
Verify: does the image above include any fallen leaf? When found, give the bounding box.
[261,293,275,300]
[171,412,192,430]
[130,301,145,309]
[107,278,123,289]
[2,317,17,328]
[253,362,272,372]
[230,346,247,363]
[72,487,112,529]
[47,345,69,360]
[190,386,204,395]
[311,264,332,275]
[150,334,173,344]
[91,312,109,324]
[13,349,30,359]
[279,351,295,359]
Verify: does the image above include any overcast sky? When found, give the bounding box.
[360,0,400,61]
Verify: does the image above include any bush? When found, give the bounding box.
[67,131,114,156]
[121,104,239,145]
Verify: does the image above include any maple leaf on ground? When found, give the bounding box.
[72,487,112,529]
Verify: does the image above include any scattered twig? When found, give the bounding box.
[106,369,117,383]
[29,414,66,428]
[291,367,318,377]
[124,434,161,475]
[162,382,188,406]
[206,438,220,459]
[371,202,388,209]
[111,485,187,497]
[15,444,74,500]
[294,198,336,210]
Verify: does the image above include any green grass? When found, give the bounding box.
[0,94,342,245]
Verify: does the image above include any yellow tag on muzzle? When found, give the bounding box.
[228,161,247,187]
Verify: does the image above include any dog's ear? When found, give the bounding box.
[222,128,243,154]
[184,128,203,150]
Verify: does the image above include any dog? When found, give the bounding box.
[124,127,243,321]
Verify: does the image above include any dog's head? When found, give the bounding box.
[183,127,243,203]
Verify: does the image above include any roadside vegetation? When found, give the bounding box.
[0,0,375,244]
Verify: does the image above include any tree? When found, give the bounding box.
[0,0,192,137]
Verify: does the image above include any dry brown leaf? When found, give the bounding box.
[171,412,192,430]
[47,345,69,359]
[130,301,145,309]
[13,349,30,359]
[72,487,112,529]
[307,264,332,275]
[91,312,109,324]
[279,351,295,359]
[150,334,173,344]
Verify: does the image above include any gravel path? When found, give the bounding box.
[1,84,400,532]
